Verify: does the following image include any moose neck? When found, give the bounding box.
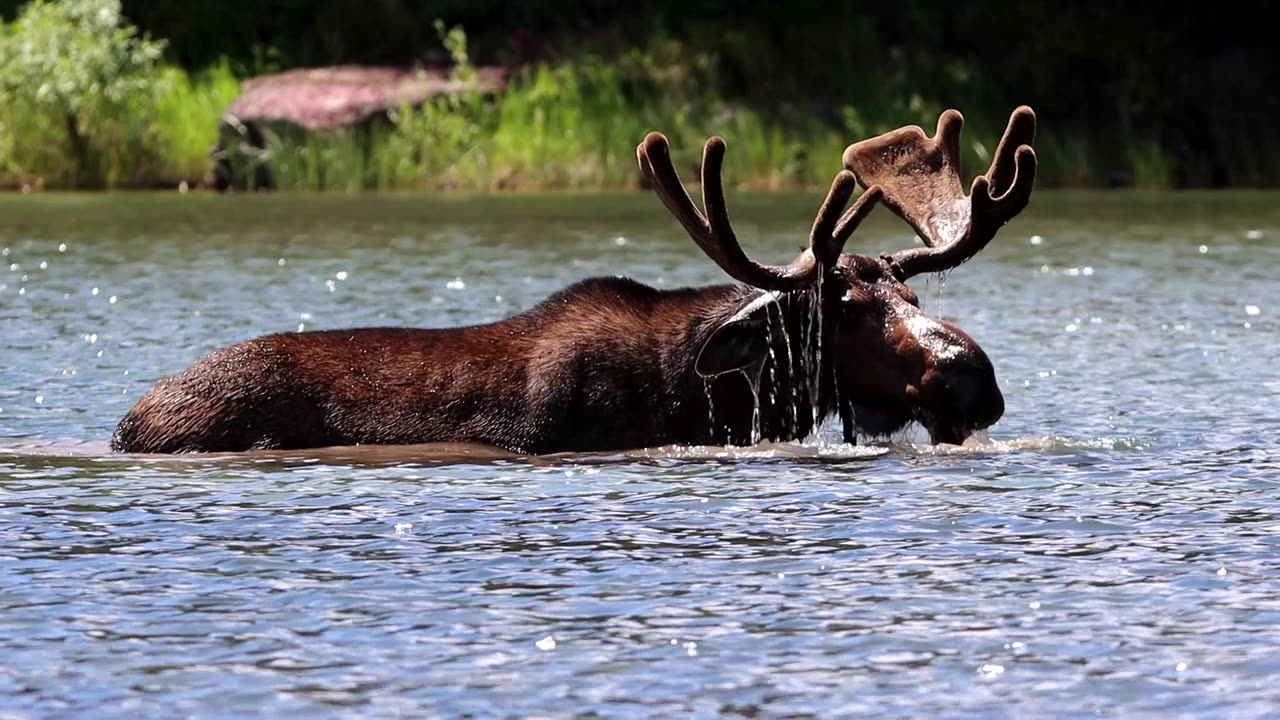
[691,286,839,446]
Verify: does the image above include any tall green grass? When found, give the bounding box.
[1,22,1277,190]
[154,61,243,183]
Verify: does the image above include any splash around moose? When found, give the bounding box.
[111,106,1037,455]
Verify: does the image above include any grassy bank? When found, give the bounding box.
[2,2,1277,192]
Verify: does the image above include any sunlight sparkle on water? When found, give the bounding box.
[3,191,1280,719]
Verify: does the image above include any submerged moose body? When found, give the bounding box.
[112,107,1038,454]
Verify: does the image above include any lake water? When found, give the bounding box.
[2,191,1279,718]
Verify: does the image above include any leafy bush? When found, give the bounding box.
[0,0,169,187]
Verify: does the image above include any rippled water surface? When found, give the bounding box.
[2,191,1279,718]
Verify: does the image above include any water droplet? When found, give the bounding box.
[34,395,43,405]
[1245,305,1260,316]
[1176,662,1189,672]
[1064,323,1078,332]
[108,296,117,304]
[978,663,1004,678]
[1081,266,1094,276]
[535,636,556,651]
[277,258,287,266]
[325,280,336,292]
[1216,567,1226,576]
[614,236,627,246]
[1245,229,1263,240]
[297,323,306,332]
[1198,244,1208,254]
[57,243,67,253]
[91,287,99,295]
[447,277,466,290]
[1028,601,1041,610]
[39,261,47,270]
[335,270,349,280]
[394,523,413,535]
[1029,235,1043,245]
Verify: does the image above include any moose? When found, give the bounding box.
[111,106,1037,454]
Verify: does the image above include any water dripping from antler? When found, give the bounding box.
[739,365,763,445]
[703,376,716,439]
[775,294,799,435]
[927,270,950,319]
[764,300,781,413]
[809,275,824,439]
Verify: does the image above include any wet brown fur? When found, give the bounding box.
[112,277,830,454]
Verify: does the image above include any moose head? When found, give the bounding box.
[638,106,1037,445]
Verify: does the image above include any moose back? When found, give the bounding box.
[112,107,1037,454]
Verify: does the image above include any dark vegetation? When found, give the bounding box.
[2,0,1275,189]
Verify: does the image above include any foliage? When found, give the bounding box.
[0,0,168,187]
[0,1,1277,189]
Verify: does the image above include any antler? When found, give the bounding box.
[637,132,880,292]
[841,106,1037,279]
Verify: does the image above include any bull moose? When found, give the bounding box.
[111,107,1037,454]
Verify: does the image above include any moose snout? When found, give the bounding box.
[906,315,1004,443]
[929,357,1003,423]
[917,346,1004,443]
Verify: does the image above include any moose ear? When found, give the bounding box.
[695,292,778,377]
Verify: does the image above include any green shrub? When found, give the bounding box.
[0,0,169,187]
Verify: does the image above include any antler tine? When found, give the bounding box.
[842,106,1038,279]
[827,183,883,257]
[805,171,883,263]
[636,132,713,247]
[637,132,820,292]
